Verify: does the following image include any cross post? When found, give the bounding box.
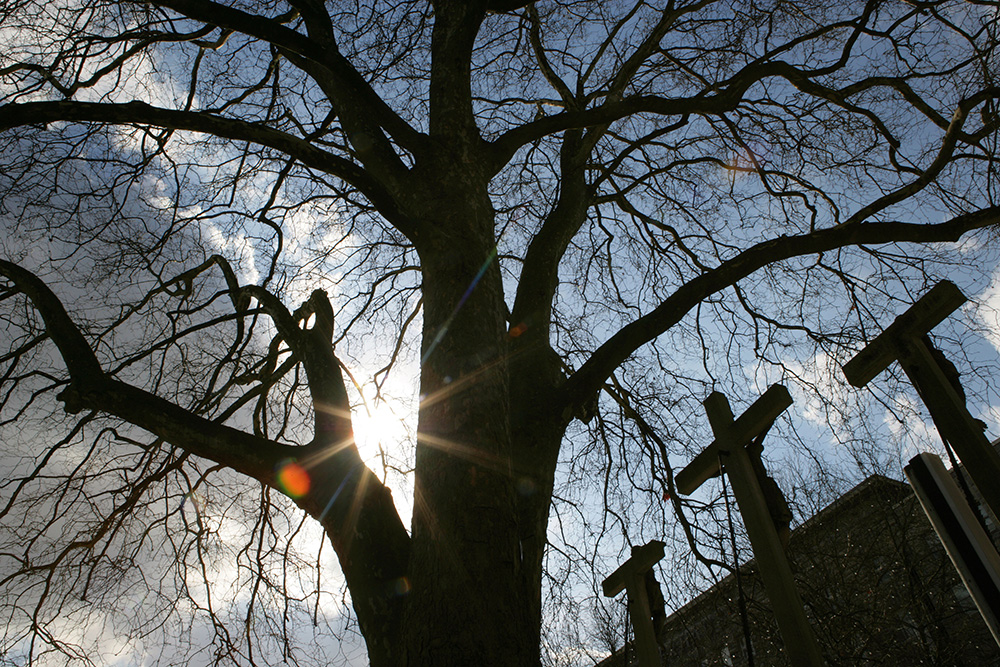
[842,280,1000,522]
[676,385,824,666]
[603,540,665,667]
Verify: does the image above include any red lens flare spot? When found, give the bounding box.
[277,460,311,498]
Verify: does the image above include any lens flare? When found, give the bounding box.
[180,490,207,515]
[389,576,411,597]
[277,460,311,498]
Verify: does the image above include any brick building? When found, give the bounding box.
[601,474,999,666]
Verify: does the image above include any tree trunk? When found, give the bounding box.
[396,162,540,664]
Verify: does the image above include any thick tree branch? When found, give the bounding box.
[485,60,794,172]
[141,0,427,192]
[488,58,997,177]
[0,259,412,661]
[525,4,578,110]
[0,100,417,238]
[428,1,488,144]
[0,99,353,180]
[564,209,1000,410]
[0,260,296,482]
[241,286,351,448]
[510,130,592,332]
[486,0,532,11]
[276,51,418,195]
[139,0,425,152]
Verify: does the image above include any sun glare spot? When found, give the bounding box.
[353,400,410,461]
[276,460,311,498]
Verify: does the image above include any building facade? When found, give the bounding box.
[602,474,999,666]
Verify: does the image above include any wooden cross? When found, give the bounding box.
[842,280,1000,522]
[602,540,665,667]
[676,384,825,667]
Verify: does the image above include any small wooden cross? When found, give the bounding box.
[677,385,824,667]
[603,540,665,667]
[843,280,1000,522]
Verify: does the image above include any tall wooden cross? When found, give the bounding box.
[842,280,1000,522]
[676,384,825,667]
[602,540,665,667]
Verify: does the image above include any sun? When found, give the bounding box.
[351,396,413,463]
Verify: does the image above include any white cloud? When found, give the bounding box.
[883,394,938,460]
[974,272,1000,359]
[750,350,855,441]
[203,222,260,285]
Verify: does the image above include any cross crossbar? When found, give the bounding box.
[843,280,966,388]
[602,540,665,597]
[675,384,792,495]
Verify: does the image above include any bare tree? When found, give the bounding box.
[0,1,997,665]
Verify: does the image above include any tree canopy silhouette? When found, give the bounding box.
[0,1,997,665]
